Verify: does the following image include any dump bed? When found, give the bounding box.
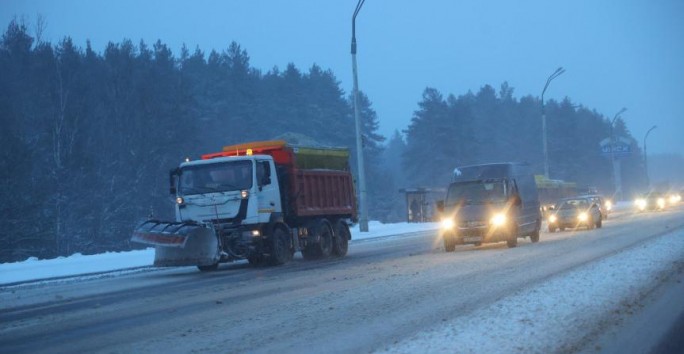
[291,169,356,218]
[202,140,357,220]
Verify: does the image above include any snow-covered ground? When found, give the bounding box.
[0,221,439,285]
[3,201,682,353]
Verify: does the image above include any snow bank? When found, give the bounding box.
[380,228,684,353]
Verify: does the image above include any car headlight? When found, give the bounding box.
[548,215,557,223]
[635,198,646,210]
[176,197,185,205]
[669,195,679,205]
[241,190,249,199]
[657,198,666,208]
[578,212,588,222]
[490,213,506,227]
[441,218,455,230]
[604,201,612,211]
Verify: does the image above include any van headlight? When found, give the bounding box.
[578,212,588,222]
[441,218,455,230]
[548,214,557,223]
[490,213,506,227]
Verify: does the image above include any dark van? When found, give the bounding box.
[439,163,542,251]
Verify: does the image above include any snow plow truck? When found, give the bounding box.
[132,140,357,271]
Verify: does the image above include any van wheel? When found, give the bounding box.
[530,229,540,243]
[506,225,518,248]
[444,235,456,252]
[506,237,518,248]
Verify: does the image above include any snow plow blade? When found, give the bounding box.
[131,220,219,267]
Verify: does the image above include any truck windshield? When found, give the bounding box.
[446,180,507,206]
[178,160,253,196]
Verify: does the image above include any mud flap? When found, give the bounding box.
[132,220,219,267]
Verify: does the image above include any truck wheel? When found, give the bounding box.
[268,227,293,266]
[302,220,333,260]
[197,263,219,272]
[332,220,350,257]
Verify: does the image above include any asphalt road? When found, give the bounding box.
[1,204,683,354]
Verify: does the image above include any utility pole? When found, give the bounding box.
[610,108,627,200]
[351,0,368,231]
[643,125,657,189]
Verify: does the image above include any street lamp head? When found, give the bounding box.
[611,107,627,126]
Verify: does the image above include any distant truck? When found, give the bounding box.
[439,163,542,250]
[132,140,357,271]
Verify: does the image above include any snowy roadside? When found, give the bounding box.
[379,228,684,354]
[0,221,439,286]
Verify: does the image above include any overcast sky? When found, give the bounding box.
[2,0,683,156]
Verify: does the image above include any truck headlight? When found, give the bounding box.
[242,230,260,237]
[490,213,506,227]
[441,218,455,230]
[548,214,557,223]
[176,197,185,205]
[578,212,588,222]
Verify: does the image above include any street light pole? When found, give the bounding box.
[610,107,627,201]
[643,125,657,188]
[541,67,565,179]
[351,0,368,232]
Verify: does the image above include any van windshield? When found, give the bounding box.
[446,180,507,206]
[178,160,253,196]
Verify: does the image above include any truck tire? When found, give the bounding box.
[302,220,333,260]
[268,227,293,266]
[332,220,350,257]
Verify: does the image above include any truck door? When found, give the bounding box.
[256,160,282,223]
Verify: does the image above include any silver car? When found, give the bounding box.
[547,197,602,232]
